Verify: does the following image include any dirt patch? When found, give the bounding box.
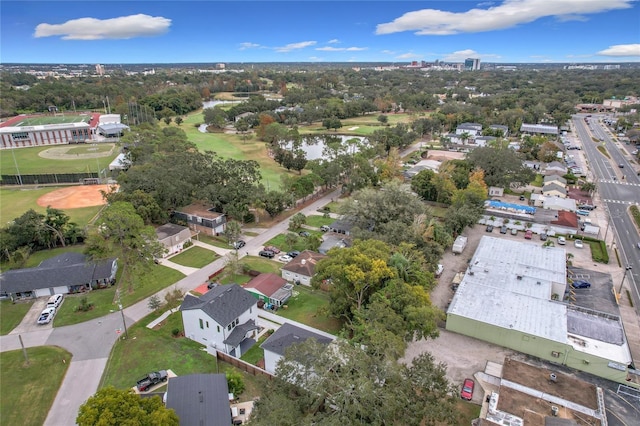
[502,358,598,409]
[36,184,115,209]
[426,150,465,162]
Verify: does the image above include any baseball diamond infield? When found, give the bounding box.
[36,184,116,209]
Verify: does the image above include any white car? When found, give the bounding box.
[436,264,444,277]
[557,236,566,245]
[37,307,56,325]
[574,239,584,248]
[278,254,293,263]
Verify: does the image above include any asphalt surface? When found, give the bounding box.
[573,114,640,311]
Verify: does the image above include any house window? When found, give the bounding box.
[227,324,232,331]
[217,325,220,332]
[206,321,209,328]
[199,319,204,329]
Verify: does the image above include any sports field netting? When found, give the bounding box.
[15,115,91,127]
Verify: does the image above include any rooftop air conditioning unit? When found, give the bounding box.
[551,406,559,416]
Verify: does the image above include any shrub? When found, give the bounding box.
[171,328,181,337]
[226,371,245,397]
[148,295,162,311]
[76,296,94,312]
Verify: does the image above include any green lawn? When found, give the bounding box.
[100,310,262,401]
[530,174,544,187]
[15,115,89,126]
[240,333,270,365]
[196,234,233,249]
[263,231,321,253]
[275,286,342,334]
[0,144,120,175]
[168,246,219,268]
[217,258,282,285]
[54,264,186,327]
[0,187,103,227]
[0,346,72,426]
[0,300,34,335]
[305,215,335,228]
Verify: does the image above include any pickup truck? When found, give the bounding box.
[136,370,168,392]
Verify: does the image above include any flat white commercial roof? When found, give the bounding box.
[0,122,90,133]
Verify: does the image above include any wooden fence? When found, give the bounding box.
[216,351,272,380]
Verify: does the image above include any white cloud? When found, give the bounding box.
[316,46,367,52]
[327,39,340,44]
[275,41,316,53]
[396,52,421,59]
[376,0,633,35]
[442,49,481,61]
[381,50,396,55]
[597,44,640,57]
[239,42,261,50]
[34,14,171,40]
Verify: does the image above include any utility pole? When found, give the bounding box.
[618,266,632,295]
[116,289,129,339]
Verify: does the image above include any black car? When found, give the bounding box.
[258,250,275,258]
[485,225,494,233]
[571,280,591,289]
[519,195,526,201]
[500,225,508,234]
[540,233,548,241]
[287,251,300,258]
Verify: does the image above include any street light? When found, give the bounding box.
[618,266,633,294]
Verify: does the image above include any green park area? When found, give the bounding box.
[0,144,119,175]
[0,346,72,426]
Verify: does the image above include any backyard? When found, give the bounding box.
[275,285,342,334]
[0,346,71,426]
[100,310,263,401]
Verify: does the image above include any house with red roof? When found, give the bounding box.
[243,273,293,308]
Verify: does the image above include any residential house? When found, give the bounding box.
[0,253,117,300]
[173,203,226,237]
[243,273,293,308]
[155,223,192,258]
[489,124,509,137]
[474,136,496,147]
[488,186,504,197]
[542,182,568,198]
[455,122,483,137]
[520,123,559,136]
[523,160,542,171]
[318,235,350,255]
[543,161,568,176]
[261,322,335,375]
[543,174,567,186]
[281,250,326,286]
[180,284,259,358]
[165,374,232,426]
[329,217,355,235]
[234,111,255,122]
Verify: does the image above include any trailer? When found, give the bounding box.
[452,236,468,254]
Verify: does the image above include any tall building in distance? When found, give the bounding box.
[95,64,105,76]
[464,58,481,71]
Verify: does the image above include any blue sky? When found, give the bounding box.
[2,1,639,64]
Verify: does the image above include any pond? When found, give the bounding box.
[284,135,368,161]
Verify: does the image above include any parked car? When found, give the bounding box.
[287,250,300,258]
[519,195,526,201]
[460,378,475,400]
[578,204,596,211]
[574,239,584,248]
[540,233,547,241]
[232,240,246,249]
[524,230,533,239]
[557,236,566,245]
[500,225,508,234]
[278,254,293,263]
[136,370,168,392]
[258,250,275,258]
[435,264,444,277]
[46,294,63,309]
[37,307,56,325]
[264,245,281,254]
[486,225,494,233]
[511,228,518,235]
[320,225,330,232]
[571,280,591,289]
[619,164,624,168]
[299,231,310,237]
[576,210,590,216]
[207,281,219,290]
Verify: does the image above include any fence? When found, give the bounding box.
[216,351,272,379]
[1,172,99,185]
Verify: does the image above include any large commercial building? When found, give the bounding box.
[446,236,637,387]
[465,58,481,71]
[0,122,91,148]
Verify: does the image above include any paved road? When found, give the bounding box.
[0,187,341,425]
[573,114,640,311]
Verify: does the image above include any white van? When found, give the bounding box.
[46,294,63,309]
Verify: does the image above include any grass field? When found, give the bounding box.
[1,144,119,175]
[168,246,219,268]
[274,285,342,334]
[0,346,72,426]
[0,300,34,335]
[100,310,263,401]
[0,187,103,226]
[15,114,90,126]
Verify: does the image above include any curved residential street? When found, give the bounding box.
[0,188,341,426]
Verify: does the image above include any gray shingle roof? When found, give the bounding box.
[261,322,333,356]
[155,223,189,240]
[165,374,231,426]
[180,284,256,327]
[0,253,116,294]
[223,319,259,346]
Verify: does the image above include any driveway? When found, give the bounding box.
[10,297,51,334]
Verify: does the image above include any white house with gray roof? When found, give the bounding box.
[181,284,259,358]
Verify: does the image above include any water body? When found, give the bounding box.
[285,135,368,161]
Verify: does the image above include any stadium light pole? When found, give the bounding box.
[11,148,23,186]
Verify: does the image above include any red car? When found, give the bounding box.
[524,230,533,240]
[264,246,281,254]
[461,378,474,400]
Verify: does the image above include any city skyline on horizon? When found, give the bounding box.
[1,1,639,64]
